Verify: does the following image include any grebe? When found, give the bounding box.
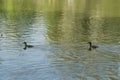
[23,42,33,50]
[88,42,98,50]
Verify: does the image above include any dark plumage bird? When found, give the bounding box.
[23,42,34,50]
[1,34,3,37]
[88,42,98,50]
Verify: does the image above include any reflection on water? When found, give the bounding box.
[0,0,120,80]
[50,45,119,79]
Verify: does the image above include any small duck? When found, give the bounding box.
[88,42,98,50]
[23,42,34,50]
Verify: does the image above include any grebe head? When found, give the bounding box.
[23,42,27,45]
[88,42,92,44]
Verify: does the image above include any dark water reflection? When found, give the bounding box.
[0,0,120,80]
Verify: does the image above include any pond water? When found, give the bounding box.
[0,0,120,80]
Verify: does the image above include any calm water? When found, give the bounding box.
[0,0,120,80]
